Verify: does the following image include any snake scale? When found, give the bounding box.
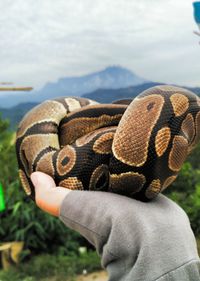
[15,85,200,201]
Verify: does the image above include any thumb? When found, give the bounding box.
[31,171,56,194]
[30,171,71,217]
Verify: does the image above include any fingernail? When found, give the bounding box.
[31,173,39,186]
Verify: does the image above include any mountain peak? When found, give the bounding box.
[98,65,141,79]
[104,65,131,72]
[86,65,147,89]
[0,66,147,107]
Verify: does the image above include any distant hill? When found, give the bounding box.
[0,102,38,130]
[83,83,200,103]
[0,66,147,108]
[83,82,160,103]
[1,82,199,130]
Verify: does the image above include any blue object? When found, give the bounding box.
[193,1,200,23]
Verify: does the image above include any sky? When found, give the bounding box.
[0,0,199,91]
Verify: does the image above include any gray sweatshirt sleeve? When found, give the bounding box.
[59,191,200,281]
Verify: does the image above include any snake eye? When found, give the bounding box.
[89,164,109,191]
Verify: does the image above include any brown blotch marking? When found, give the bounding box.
[162,175,177,191]
[93,132,115,154]
[169,136,188,172]
[112,95,164,167]
[109,172,146,195]
[19,169,31,196]
[72,98,98,107]
[78,98,90,107]
[145,179,161,199]
[76,126,116,147]
[170,93,189,117]
[17,100,66,138]
[20,134,59,174]
[60,114,122,146]
[36,151,55,176]
[56,145,76,176]
[59,177,83,190]
[89,164,109,190]
[38,122,58,134]
[155,127,171,157]
[181,113,195,145]
[190,111,200,149]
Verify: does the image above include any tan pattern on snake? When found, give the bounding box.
[16,85,200,201]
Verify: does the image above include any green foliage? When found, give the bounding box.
[0,103,38,131]
[168,182,200,237]
[0,115,17,189]
[1,183,81,254]
[165,161,200,237]
[165,162,200,195]
[0,114,83,255]
[187,143,200,170]
[0,251,101,281]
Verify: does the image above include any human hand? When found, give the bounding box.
[31,171,72,217]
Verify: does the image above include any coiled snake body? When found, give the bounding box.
[16,85,200,201]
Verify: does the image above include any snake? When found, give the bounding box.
[15,85,200,201]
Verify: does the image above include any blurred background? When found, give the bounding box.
[0,0,200,280]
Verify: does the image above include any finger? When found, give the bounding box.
[31,171,71,217]
[31,171,56,193]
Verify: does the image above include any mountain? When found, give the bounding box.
[0,102,38,130]
[37,66,147,98]
[0,66,147,108]
[83,82,160,103]
[1,82,200,130]
[83,83,200,103]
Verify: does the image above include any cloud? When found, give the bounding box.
[0,0,199,92]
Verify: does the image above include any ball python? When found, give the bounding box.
[15,85,200,201]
